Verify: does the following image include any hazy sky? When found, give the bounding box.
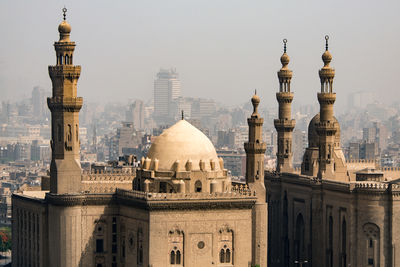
[1,0,399,109]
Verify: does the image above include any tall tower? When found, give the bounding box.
[154,68,181,123]
[316,36,337,179]
[244,92,267,267]
[274,39,296,173]
[47,8,83,194]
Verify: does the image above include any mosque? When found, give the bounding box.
[266,37,400,267]
[12,9,400,267]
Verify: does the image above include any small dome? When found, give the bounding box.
[280,53,290,67]
[251,94,260,105]
[322,50,332,65]
[146,120,220,171]
[58,20,71,34]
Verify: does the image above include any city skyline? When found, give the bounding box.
[1,0,400,110]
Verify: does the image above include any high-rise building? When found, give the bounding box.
[126,100,145,129]
[32,86,45,119]
[153,68,181,123]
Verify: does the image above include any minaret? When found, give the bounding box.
[47,8,83,194]
[244,92,267,267]
[316,35,337,179]
[274,39,295,173]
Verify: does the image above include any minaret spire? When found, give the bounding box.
[274,39,295,173]
[62,6,67,21]
[316,35,337,179]
[47,9,83,194]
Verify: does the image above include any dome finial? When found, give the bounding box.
[251,90,260,116]
[280,39,290,68]
[181,110,184,120]
[321,35,332,66]
[62,7,67,21]
[325,35,329,51]
[283,38,287,53]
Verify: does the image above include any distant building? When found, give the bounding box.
[32,86,45,118]
[191,98,216,120]
[126,100,145,130]
[347,141,377,160]
[154,68,181,124]
[347,90,375,110]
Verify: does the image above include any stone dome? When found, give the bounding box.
[280,53,290,67]
[308,113,340,147]
[58,20,71,34]
[322,50,332,65]
[146,120,220,171]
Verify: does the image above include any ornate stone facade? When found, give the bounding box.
[12,10,267,267]
[266,37,400,267]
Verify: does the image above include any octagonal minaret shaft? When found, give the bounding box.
[47,8,83,194]
[274,39,296,173]
[316,36,337,179]
[244,92,267,267]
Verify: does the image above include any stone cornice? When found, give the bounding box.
[146,198,255,211]
[17,189,257,211]
[45,193,115,206]
[265,171,400,197]
[13,193,47,205]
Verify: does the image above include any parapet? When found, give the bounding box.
[81,169,135,193]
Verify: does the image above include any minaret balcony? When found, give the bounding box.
[276,92,294,103]
[317,92,336,104]
[244,142,267,154]
[274,119,295,131]
[47,96,83,111]
[319,68,335,78]
[315,121,337,135]
[277,69,293,78]
[49,65,81,78]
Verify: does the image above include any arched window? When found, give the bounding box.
[285,140,289,154]
[220,249,225,263]
[327,215,333,267]
[170,249,181,265]
[295,214,305,262]
[341,218,347,267]
[170,250,175,264]
[226,248,231,263]
[176,250,181,264]
[327,145,331,159]
[137,228,143,265]
[283,192,289,266]
[59,55,63,65]
[67,124,72,142]
[58,124,62,141]
[169,227,184,265]
[304,156,310,172]
[195,180,202,192]
[65,54,69,65]
[363,223,380,266]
